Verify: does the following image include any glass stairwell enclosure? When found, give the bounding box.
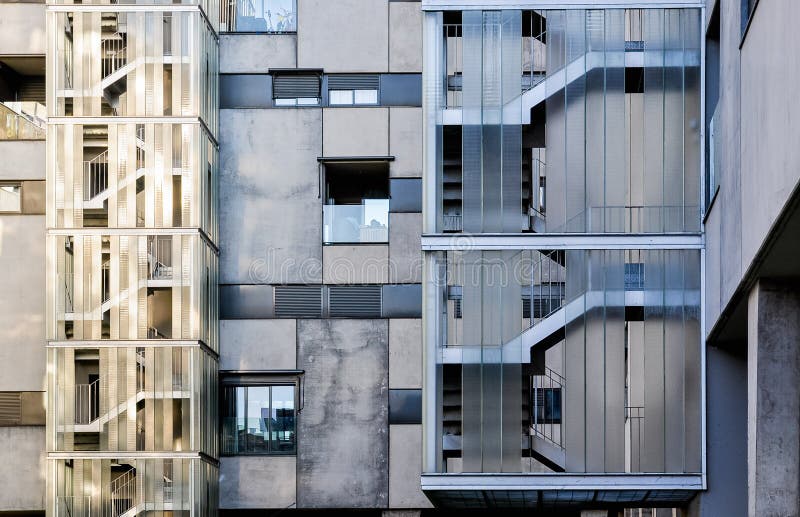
[422,5,704,485]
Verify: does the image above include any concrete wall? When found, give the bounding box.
[297,0,388,73]
[220,34,296,73]
[297,319,389,508]
[389,424,431,509]
[219,109,322,284]
[389,108,423,178]
[0,4,46,55]
[220,319,296,370]
[389,3,423,73]
[0,426,45,511]
[323,245,389,284]
[323,108,389,157]
[219,456,296,509]
[0,215,45,391]
[706,1,800,332]
[0,141,46,180]
[389,319,421,390]
[388,213,421,284]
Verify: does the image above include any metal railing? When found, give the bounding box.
[75,378,100,424]
[101,34,127,80]
[109,469,136,517]
[442,214,462,232]
[524,12,547,90]
[626,405,645,472]
[529,250,566,326]
[83,151,109,201]
[147,236,173,280]
[531,366,564,449]
[220,0,297,32]
[443,24,462,108]
[0,102,46,140]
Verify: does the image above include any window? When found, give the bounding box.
[323,161,389,244]
[222,385,296,455]
[220,0,296,33]
[0,183,21,212]
[272,73,321,107]
[327,75,379,106]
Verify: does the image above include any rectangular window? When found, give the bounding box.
[0,183,21,212]
[327,75,379,106]
[221,384,296,455]
[220,0,296,33]
[273,73,321,107]
[323,161,389,244]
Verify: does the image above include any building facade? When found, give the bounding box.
[0,0,798,516]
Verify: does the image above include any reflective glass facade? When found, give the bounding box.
[423,6,704,479]
[45,0,219,514]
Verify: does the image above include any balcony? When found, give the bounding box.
[323,201,389,244]
[220,0,296,32]
[0,102,45,140]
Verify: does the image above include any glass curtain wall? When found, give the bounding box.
[424,7,703,477]
[45,0,219,514]
[432,8,701,234]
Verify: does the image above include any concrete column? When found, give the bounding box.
[747,280,800,517]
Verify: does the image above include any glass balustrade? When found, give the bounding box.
[323,200,389,244]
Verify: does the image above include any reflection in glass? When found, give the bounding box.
[222,385,296,455]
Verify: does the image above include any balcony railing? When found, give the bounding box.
[0,102,46,140]
[323,201,389,244]
[56,496,92,517]
[220,0,296,32]
[530,366,564,449]
[75,378,101,425]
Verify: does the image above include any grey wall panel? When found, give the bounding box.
[389,213,422,284]
[380,75,423,107]
[0,4,45,55]
[0,426,45,511]
[389,2,423,73]
[0,142,45,180]
[220,75,272,108]
[219,34,297,73]
[219,109,323,284]
[382,284,422,318]
[388,424,433,509]
[219,319,296,371]
[390,178,422,212]
[389,318,422,389]
[0,215,45,391]
[297,319,389,508]
[219,456,296,509]
[219,284,274,319]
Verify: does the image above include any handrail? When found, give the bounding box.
[83,150,109,201]
[109,468,136,517]
[531,366,564,449]
[75,378,101,424]
[101,33,127,80]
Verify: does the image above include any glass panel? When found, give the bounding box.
[270,385,296,453]
[245,386,270,453]
[354,90,378,105]
[323,201,389,244]
[329,90,354,105]
[220,0,296,32]
[0,184,21,212]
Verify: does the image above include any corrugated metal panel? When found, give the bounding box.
[328,74,380,90]
[274,285,323,318]
[0,392,21,425]
[273,74,320,99]
[329,285,382,318]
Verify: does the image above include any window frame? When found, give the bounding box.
[221,382,298,456]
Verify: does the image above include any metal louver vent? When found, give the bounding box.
[0,392,21,425]
[453,298,462,319]
[272,74,320,99]
[329,285,382,318]
[274,285,323,318]
[328,74,380,91]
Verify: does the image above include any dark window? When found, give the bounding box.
[532,387,561,424]
[624,263,645,290]
[221,385,296,455]
[389,389,422,425]
[323,162,389,244]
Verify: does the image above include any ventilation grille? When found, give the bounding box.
[272,74,320,99]
[274,285,323,318]
[453,298,462,319]
[0,392,21,425]
[329,285,382,318]
[328,74,380,90]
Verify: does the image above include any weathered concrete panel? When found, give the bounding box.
[389,319,422,390]
[0,141,45,180]
[0,4,46,55]
[389,107,422,178]
[220,34,296,73]
[0,426,45,511]
[219,109,323,284]
[297,319,389,508]
[323,108,389,157]
[323,244,389,284]
[220,319,296,371]
[297,0,388,73]
[389,424,432,509]
[389,2,422,73]
[389,213,421,284]
[219,456,296,509]
[0,216,45,391]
